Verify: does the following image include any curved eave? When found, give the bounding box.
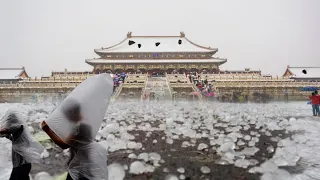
[94,50,218,57]
[184,37,218,52]
[85,58,227,66]
[93,34,218,55]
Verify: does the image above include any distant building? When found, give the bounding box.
[283,66,320,81]
[219,68,261,75]
[0,67,29,84]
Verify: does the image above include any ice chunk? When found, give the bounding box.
[127,141,142,149]
[177,167,185,173]
[272,148,301,166]
[40,149,49,159]
[219,141,235,152]
[234,159,251,168]
[129,161,155,174]
[163,167,169,173]
[244,135,251,141]
[224,149,235,160]
[181,141,191,148]
[166,138,174,144]
[179,174,186,180]
[197,143,208,150]
[241,147,259,156]
[261,169,292,180]
[270,137,279,142]
[101,123,120,135]
[260,161,278,172]
[237,140,246,146]
[289,117,296,123]
[153,139,158,144]
[138,153,149,162]
[200,166,211,174]
[165,174,179,180]
[128,153,137,159]
[108,163,125,180]
[266,146,274,153]
[249,159,259,166]
[108,139,127,152]
[149,152,161,161]
[215,159,229,165]
[248,141,256,147]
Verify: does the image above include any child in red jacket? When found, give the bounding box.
[310,92,320,116]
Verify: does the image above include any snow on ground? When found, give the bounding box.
[0,101,319,180]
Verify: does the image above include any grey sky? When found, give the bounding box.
[0,0,319,77]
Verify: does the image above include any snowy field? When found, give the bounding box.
[0,101,320,180]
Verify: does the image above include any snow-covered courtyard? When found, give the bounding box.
[0,101,320,180]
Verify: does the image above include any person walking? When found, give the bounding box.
[0,111,44,180]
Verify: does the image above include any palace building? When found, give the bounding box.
[86,32,227,74]
[0,32,319,103]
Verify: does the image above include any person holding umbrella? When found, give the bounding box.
[309,92,320,117]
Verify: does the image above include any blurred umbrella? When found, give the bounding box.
[300,86,319,91]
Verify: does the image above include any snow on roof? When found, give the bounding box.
[94,32,218,53]
[288,67,320,78]
[86,58,227,65]
[0,68,25,80]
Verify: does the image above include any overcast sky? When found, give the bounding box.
[0,0,319,77]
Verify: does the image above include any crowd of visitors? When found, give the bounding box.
[113,73,127,93]
[187,72,215,100]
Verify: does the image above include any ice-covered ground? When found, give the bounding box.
[0,101,320,180]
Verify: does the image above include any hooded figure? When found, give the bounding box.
[42,74,113,180]
[0,110,44,180]
[63,100,108,180]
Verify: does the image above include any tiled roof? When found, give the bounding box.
[94,32,218,53]
[287,67,320,78]
[0,68,25,80]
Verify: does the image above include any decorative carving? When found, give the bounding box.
[115,64,124,69]
[189,64,198,68]
[200,64,210,68]
[103,65,112,69]
[127,32,132,38]
[177,64,187,68]
[166,64,177,69]
[137,65,147,69]
[126,65,135,69]
[149,64,164,69]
